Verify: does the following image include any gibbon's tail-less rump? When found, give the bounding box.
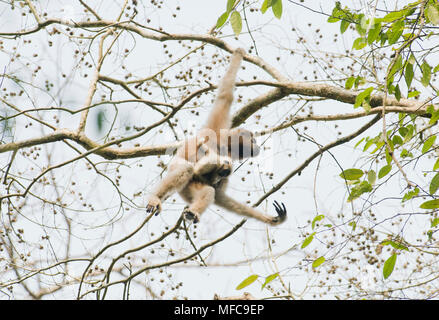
[146,48,287,225]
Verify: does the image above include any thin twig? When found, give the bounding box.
[254,114,381,206]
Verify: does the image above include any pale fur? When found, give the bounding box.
[146,48,286,225]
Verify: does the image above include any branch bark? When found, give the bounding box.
[0,82,430,160]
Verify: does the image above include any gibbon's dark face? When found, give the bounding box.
[227,128,260,160]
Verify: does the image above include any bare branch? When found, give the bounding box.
[254,114,381,206]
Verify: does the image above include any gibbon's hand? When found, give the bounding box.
[234,47,246,56]
[146,195,162,215]
[183,206,200,223]
[272,200,287,224]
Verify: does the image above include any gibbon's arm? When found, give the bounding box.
[204,48,245,133]
[214,187,287,226]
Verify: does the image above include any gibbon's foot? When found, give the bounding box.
[146,195,162,215]
[183,208,200,223]
[271,201,287,225]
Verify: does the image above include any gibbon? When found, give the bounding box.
[146,48,287,225]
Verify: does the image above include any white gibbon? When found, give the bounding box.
[146,48,287,225]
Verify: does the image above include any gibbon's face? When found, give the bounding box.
[227,128,260,160]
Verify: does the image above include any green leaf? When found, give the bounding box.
[382,7,415,22]
[261,273,279,290]
[431,217,439,228]
[408,90,420,98]
[236,274,259,290]
[363,138,375,152]
[227,0,236,12]
[402,187,419,202]
[261,0,271,14]
[367,170,376,185]
[404,124,414,143]
[327,16,340,23]
[378,164,392,179]
[345,76,355,89]
[387,20,405,45]
[312,215,325,230]
[312,256,325,268]
[422,135,436,154]
[421,60,432,87]
[354,137,365,148]
[426,4,439,25]
[383,254,397,279]
[301,233,315,249]
[340,19,350,34]
[433,158,439,171]
[380,240,409,251]
[216,11,230,28]
[385,147,393,164]
[398,127,408,137]
[392,242,408,251]
[430,173,439,194]
[370,140,384,154]
[388,55,403,81]
[382,10,406,22]
[354,14,367,36]
[392,135,403,146]
[420,199,439,210]
[427,105,439,125]
[272,0,282,19]
[354,76,365,88]
[347,181,372,202]
[348,221,356,231]
[96,110,105,132]
[394,84,401,101]
[404,62,414,89]
[354,87,374,108]
[429,107,439,125]
[340,168,364,180]
[380,32,388,45]
[400,148,411,157]
[362,100,371,113]
[327,3,344,23]
[352,37,367,50]
[230,11,242,36]
[387,82,395,94]
[408,52,416,64]
[367,21,381,44]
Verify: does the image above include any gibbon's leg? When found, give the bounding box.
[179,181,215,223]
[204,48,245,133]
[214,181,287,225]
[146,158,194,214]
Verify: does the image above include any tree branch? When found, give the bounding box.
[254,114,381,206]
